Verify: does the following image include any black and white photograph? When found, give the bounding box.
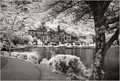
[0,0,119,80]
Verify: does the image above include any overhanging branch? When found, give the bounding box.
[73,9,91,22]
[103,28,119,54]
[101,1,112,15]
[107,15,119,24]
[104,15,119,29]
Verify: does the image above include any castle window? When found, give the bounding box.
[65,36,67,40]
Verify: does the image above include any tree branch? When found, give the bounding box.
[101,1,112,15]
[107,15,119,24]
[105,8,119,18]
[45,1,79,21]
[103,28,119,54]
[40,0,76,13]
[73,9,91,22]
[104,15,119,29]
[109,22,119,30]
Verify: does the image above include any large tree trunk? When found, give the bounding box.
[87,2,112,80]
[91,14,106,80]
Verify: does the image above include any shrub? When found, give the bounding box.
[27,52,39,64]
[0,51,10,57]
[40,58,49,64]
[11,31,33,45]
[11,51,39,64]
[11,52,23,58]
[48,54,92,79]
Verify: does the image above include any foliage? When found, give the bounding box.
[0,0,118,43]
[12,31,33,45]
[0,0,40,31]
[0,51,10,57]
[10,51,39,64]
[0,0,95,44]
[48,54,92,79]
[40,58,49,64]
[1,30,33,47]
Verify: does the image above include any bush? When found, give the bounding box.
[27,52,39,64]
[0,51,10,57]
[11,31,33,45]
[11,51,39,64]
[12,36,30,45]
[40,58,49,64]
[48,54,92,79]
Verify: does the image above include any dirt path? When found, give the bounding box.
[1,56,41,80]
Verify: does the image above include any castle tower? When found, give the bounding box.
[58,25,60,35]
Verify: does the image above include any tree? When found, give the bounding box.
[0,0,119,80]
[39,0,119,80]
[12,31,32,45]
[0,31,15,53]
[85,1,119,79]
[0,0,34,53]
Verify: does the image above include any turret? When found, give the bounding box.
[58,25,60,35]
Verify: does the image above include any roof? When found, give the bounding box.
[48,29,57,34]
[28,30,37,31]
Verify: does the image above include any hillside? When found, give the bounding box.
[0,0,95,44]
